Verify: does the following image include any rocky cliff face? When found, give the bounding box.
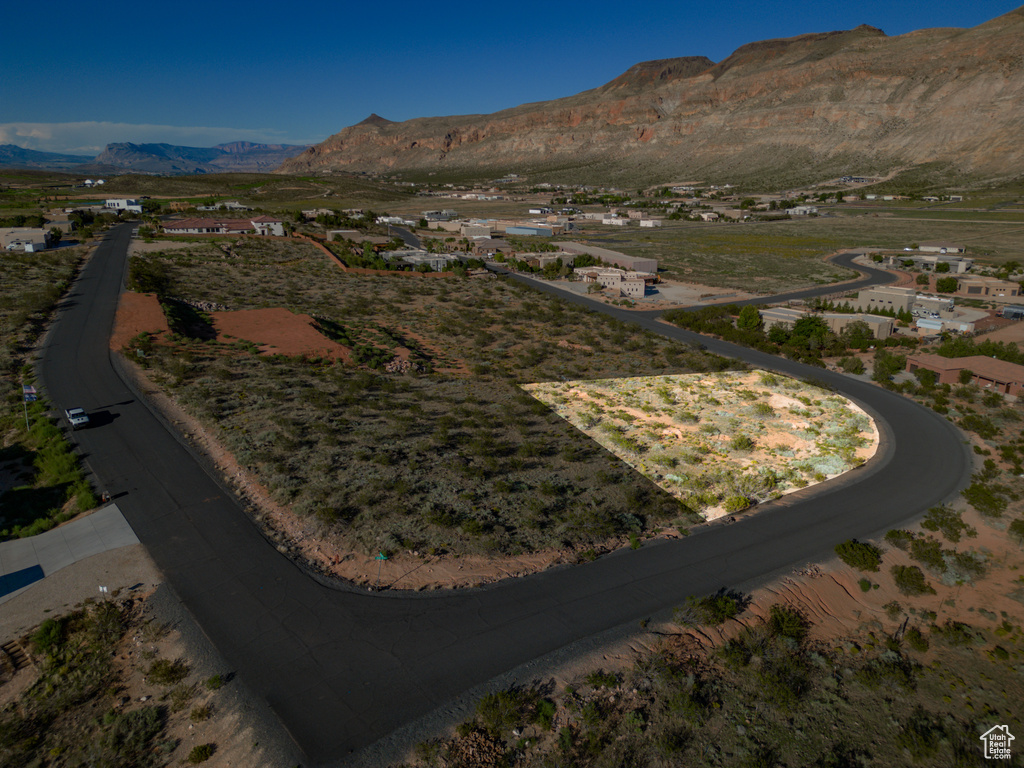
[93,142,311,175]
[279,8,1024,184]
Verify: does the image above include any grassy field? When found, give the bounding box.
[128,237,738,557]
[0,247,98,538]
[574,214,1024,293]
[572,221,854,291]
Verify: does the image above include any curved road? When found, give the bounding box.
[39,226,971,766]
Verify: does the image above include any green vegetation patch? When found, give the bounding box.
[524,370,877,520]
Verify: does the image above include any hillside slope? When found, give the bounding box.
[279,8,1024,185]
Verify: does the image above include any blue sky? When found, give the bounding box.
[3,1,1020,155]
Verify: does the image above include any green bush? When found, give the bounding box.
[31,618,64,655]
[188,743,216,764]
[932,620,976,646]
[1009,519,1024,545]
[146,658,189,686]
[920,506,973,543]
[891,565,935,596]
[585,670,619,688]
[767,604,808,642]
[203,674,224,690]
[884,529,914,551]
[684,591,744,625]
[858,578,872,592]
[835,539,883,572]
[961,481,1008,517]
[909,537,945,572]
[905,627,930,652]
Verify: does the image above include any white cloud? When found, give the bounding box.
[0,122,314,155]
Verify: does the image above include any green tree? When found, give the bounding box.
[736,305,763,331]
[47,227,62,246]
[916,273,930,285]
[936,277,958,293]
[934,261,950,273]
[958,368,974,385]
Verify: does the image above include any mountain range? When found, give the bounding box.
[0,142,310,175]
[279,7,1024,186]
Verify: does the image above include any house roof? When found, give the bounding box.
[908,353,1024,383]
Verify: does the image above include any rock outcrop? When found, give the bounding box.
[279,8,1024,184]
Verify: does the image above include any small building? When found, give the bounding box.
[789,205,818,216]
[639,219,663,228]
[250,216,285,237]
[759,307,807,331]
[822,313,893,339]
[1,227,50,252]
[620,278,646,298]
[461,223,493,238]
[506,225,554,237]
[919,241,966,254]
[105,198,143,214]
[698,212,720,222]
[956,277,1020,299]
[906,354,1024,396]
[1001,305,1024,320]
[855,286,915,314]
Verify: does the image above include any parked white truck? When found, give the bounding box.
[65,407,90,429]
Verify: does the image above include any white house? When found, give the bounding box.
[104,198,143,214]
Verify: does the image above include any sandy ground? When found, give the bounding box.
[974,319,1024,346]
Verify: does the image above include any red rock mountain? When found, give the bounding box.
[279,9,1024,184]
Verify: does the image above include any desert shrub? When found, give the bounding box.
[895,706,944,761]
[884,601,903,620]
[835,539,883,572]
[683,591,744,625]
[31,618,64,655]
[854,651,917,691]
[1009,519,1024,544]
[891,565,935,596]
[203,674,224,690]
[767,604,809,642]
[885,529,914,551]
[534,699,557,731]
[188,743,216,764]
[729,434,755,452]
[101,706,164,763]
[909,537,945,572]
[585,670,618,688]
[146,658,189,686]
[475,688,538,739]
[932,620,976,647]
[921,506,974,543]
[858,578,872,592]
[905,627,930,652]
[961,481,1008,517]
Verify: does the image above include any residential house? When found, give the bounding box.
[906,354,1024,396]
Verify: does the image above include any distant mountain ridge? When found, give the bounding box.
[0,145,94,170]
[90,142,311,174]
[1,141,310,174]
[279,8,1024,185]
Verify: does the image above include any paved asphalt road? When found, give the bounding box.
[38,226,972,766]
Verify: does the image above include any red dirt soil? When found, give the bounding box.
[108,292,170,351]
[210,308,350,361]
